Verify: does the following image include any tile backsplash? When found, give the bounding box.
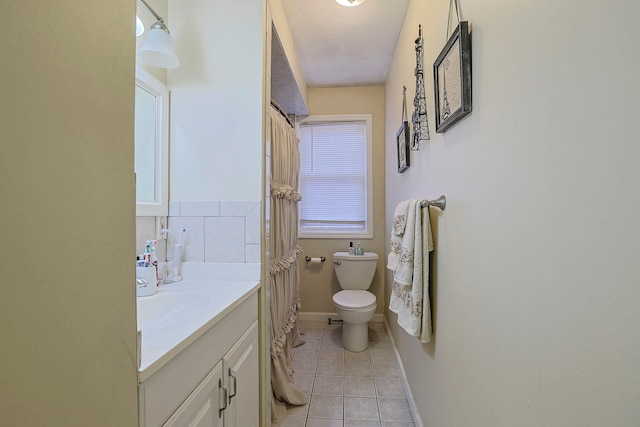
[136,200,261,264]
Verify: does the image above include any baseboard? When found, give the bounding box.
[383,318,424,427]
[298,311,384,323]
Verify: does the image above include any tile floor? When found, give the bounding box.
[281,320,416,427]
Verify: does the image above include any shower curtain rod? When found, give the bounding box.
[270,99,294,128]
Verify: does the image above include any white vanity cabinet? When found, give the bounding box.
[162,360,224,427]
[139,291,259,427]
[223,321,259,427]
[163,322,258,427]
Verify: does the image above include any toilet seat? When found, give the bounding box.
[333,290,376,311]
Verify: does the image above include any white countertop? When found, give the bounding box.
[137,279,260,382]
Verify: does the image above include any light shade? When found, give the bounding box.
[336,0,367,6]
[135,15,144,37]
[138,21,180,69]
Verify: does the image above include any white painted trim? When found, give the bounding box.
[383,317,423,427]
[298,311,384,323]
[135,66,169,217]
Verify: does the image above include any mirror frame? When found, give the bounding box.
[135,66,169,216]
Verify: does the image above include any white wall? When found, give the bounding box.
[298,86,387,314]
[1,1,138,425]
[169,0,265,201]
[385,0,640,426]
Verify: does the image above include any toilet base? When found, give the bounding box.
[341,321,369,352]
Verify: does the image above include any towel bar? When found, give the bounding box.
[420,195,446,211]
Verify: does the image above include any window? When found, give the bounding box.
[298,115,373,238]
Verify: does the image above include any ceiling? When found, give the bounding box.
[280,0,411,88]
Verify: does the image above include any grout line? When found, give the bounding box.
[289,321,415,427]
[383,318,422,427]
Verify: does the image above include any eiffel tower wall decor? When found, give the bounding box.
[412,25,430,149]
[433,21,472,133]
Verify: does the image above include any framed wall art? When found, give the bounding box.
[397,121,410,173]
[433,20,471,133]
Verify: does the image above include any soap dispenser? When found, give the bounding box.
[355,241,363,255]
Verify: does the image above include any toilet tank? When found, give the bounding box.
[333,252,379,290]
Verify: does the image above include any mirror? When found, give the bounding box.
[135,67,169,216]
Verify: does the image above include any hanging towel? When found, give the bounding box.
[388,200,434,343]
[390,200,418,287]
[387,199,412,271]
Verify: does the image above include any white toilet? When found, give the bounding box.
[332,251,378,352]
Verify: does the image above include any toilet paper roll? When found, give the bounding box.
[308,257,323,265]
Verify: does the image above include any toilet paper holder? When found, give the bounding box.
[305,256,326,263]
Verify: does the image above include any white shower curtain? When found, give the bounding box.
[268,105,306,426]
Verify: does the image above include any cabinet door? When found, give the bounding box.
[224,320,259,427]
[163,361,225,427]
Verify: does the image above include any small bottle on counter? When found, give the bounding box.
[348,241,354,255]
[355,241,363,255]
[146,239,159,286]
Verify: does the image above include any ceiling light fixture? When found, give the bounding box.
[335,0,367,6]
[138,0,180,69]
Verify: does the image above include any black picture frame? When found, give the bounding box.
[396,121,410,173]
[433,21,472,133]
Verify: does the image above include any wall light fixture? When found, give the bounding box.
[136,15,144,37]
[138,0,180,69]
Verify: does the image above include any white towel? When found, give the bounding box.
[388,200,434,343]
[391,200,418,287]
[387,199,411,271]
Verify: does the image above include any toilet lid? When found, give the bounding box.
[333,290,376,309]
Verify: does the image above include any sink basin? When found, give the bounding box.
[137,292,210,330]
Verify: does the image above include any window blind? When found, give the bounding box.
[299,121,368,234]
